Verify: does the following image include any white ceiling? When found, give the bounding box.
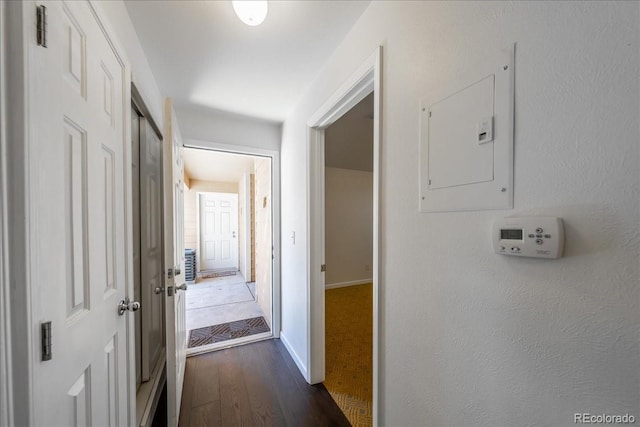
[183,148,256,183]
[124,0,371,122]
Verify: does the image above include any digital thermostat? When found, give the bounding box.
[493,217,565,259]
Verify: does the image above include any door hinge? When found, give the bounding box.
[36,5,48,48]
[320,264,326,272]
[41,321,52,361]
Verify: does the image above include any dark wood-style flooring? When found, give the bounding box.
[179,339,351,427]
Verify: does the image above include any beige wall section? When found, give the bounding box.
[184,179,238,259]
[324,167,373,287]
[238,173,251,281]
[254,159,272,326]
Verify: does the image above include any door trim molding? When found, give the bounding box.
[183,140,281,340]
[196,192,201,272]
[4,2,34,424]
[132,83,163,140]
[0,1,14,424]
[306,46,382,424]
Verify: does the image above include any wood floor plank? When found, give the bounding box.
[217,347,254,426]
[178,356,198,427]
[257,340,317,426]
[189,401,221,427]
[240,342,288,426]
[177,339,351,427]
[272,339,351,426]
[190,354,221,407]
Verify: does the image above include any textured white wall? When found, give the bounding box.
[280,1,639,425]
[325,168,373,286]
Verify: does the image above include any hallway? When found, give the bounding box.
[186,273,266,331]
[178,339,350,427]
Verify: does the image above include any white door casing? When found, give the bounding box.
[163,99,187,427]
[0,2,11,423]
[182,142,282,346]
[307,47,382,423]
[29,1,132,425]
[199,193,239,271]
[132,105,143,388]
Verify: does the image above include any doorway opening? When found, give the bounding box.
[323,93,374,426]
[182,148,274,354]
[307,46,381,426]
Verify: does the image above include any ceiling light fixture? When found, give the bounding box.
[232,1,268,27]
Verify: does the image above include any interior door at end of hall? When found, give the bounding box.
[29,1,131,425]
[163,99,187,427]
[200,193,239,270]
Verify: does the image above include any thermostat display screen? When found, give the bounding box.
[500,229,523,240]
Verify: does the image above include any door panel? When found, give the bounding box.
[140,118,164,381]
[199,193,239,270]
[132,106,142,388]
[164,99,187,427]
[31,1,130,425]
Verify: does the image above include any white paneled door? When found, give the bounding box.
[199,193,239,270]
[163,100,188,427]
[29,1,131,425]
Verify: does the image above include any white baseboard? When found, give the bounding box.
[325,278,372,289]
[279,332,308,381]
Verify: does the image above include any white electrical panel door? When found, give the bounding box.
[428,75,494,190]
[420,45,514,212]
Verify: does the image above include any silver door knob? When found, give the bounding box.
[175,283,188,292]
[118,297,140,316]
[154,286,164,295]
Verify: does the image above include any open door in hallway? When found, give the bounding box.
[163,99,188,426]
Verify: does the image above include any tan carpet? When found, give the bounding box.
[325,283,373,427]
